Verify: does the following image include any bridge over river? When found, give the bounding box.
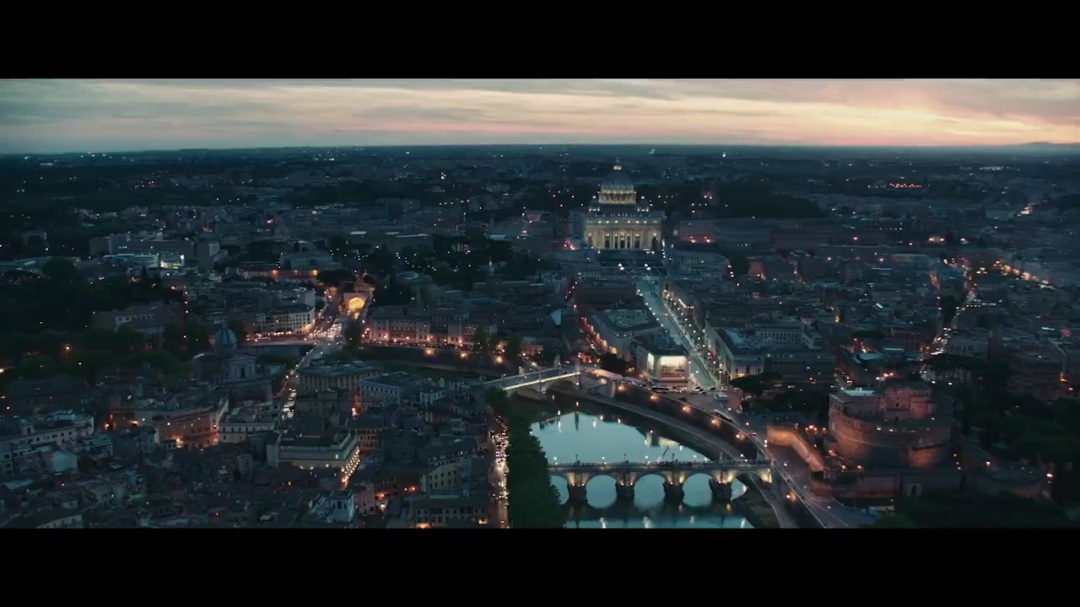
[484,363,598,392]
[549,460,774,503]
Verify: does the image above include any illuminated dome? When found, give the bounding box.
[598,160,636,205]
[215,325,239,353]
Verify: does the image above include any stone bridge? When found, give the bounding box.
[484,362,592,393]
[549,460,774,503]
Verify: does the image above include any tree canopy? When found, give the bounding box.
[730,371,782,398]
[486,388,564,528]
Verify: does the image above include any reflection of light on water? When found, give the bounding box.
[642,517,653,528]
[557,421,562,433]
[599,517,607,529]
[533,406,755,529]
[740,518,749,528]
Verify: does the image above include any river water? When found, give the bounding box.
[528,396,752,529]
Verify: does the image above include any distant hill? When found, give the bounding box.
[1015,142,1080,150]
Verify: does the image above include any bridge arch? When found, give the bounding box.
[682,472,726,507]
[551,476,570,505]
[631,473,668,509]
[584,476,617,509]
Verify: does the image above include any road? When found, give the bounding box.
[632,274,875,527]
[492,421,509,528]
[636,276,718,391]
[271,316,347,421]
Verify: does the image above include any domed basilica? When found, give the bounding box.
[580,160,664,251]
[193,325,273,403]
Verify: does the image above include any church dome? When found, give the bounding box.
[215,326,239,348]
[600,165,634,193]
[598,161,636,205]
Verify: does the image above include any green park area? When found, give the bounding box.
[486,388,564,528]
[0,259,226,389]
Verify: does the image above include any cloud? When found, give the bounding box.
[0,79,1077,153]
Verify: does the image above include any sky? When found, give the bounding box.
[1,79,1078,154]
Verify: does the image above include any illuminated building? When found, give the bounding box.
[635,334,689,385]
[828,380,953,469]
[267,430,363,484]
[192,325,273,402]
[298,361,380,397]
[110,387,229,450]
[581,161,664,252]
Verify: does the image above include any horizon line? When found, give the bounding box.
[4,141,1078,157]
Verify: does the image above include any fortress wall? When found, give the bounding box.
[766,425,825,472]
[829,406,951,469]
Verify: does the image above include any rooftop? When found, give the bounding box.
[597,307,658,332]
[362,372,418,389]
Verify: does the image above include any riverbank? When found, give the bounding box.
[732,474,781,529]
[489,389,564,528]
[547,387,732,460]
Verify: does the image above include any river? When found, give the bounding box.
[528,395,752,529]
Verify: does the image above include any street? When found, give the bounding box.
[630,273,875,527]
[636,276,718,391]
[271,315,347,421]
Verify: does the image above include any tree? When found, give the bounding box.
[374,272,411,306]
[41,257,80,282]
[185,319,212,353]
[730,371,781,398]
[504,334,523,363]
[940,294,960,327]
[162,323,184,353]
[729,255,750,278]
[16,355,61,379]
[343,320,363,349]
[312,268,355,289]
[599,353,628,375]
[473,327,492,353]
[538,345,557,367]
[227,319,248,344]
[113,326,146,356]
[485,388,564,528]
[871,513,917,528]
[70,349,115,384]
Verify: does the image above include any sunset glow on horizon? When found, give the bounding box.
[1,79,1078,154]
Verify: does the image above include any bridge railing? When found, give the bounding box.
[484,367,581,388]
[549,460,771,471]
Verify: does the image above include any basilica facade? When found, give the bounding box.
[193,325,273,403]
[581,161,664,251]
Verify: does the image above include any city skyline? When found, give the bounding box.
[2,79,1079,154]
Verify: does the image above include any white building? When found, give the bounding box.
[219,408,277,444]
[359,372,418,407]
[581,161,664,251]
[250,304,316,335]
[268,431,362,483]
[583,307,662,359]
[298,361,380,396]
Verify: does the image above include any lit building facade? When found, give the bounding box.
[582,161,664,252]
[828,381,953,469]
[268,431,363,484]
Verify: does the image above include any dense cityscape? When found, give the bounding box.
[2,135,1079,528]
